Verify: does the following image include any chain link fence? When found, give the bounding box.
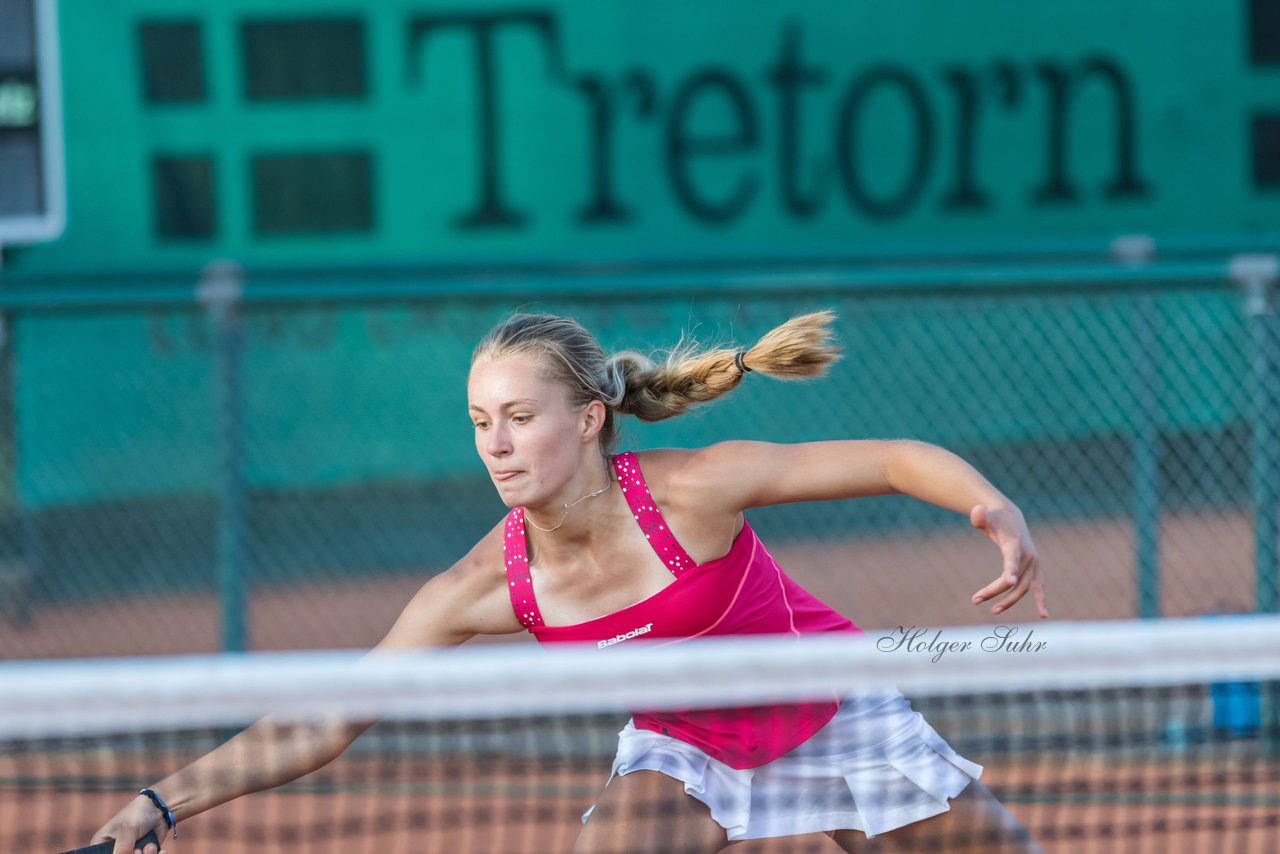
[0,257,1275,658]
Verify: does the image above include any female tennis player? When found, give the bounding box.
[92,310,1046,854]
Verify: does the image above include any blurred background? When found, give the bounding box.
[1,0,1278,658]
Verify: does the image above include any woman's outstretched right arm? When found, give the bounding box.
[90,524,518,854]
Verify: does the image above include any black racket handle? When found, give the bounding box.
[59,830,161,854]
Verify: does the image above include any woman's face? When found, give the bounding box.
[467,354,596,508]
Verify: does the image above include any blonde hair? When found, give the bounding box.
[472,310,840,453]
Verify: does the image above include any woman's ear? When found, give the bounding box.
[580,399,607,443]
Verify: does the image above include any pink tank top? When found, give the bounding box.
[503,452,861,769]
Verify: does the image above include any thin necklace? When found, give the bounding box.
[526,477,613,533]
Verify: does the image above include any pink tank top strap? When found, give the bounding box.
[503,508,544,630]
[612,452,697,577]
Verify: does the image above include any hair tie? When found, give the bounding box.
[734,351,753,374]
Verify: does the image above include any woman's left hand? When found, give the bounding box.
[968,503,1048,619]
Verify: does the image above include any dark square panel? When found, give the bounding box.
[153,155,215,239]
[1251,0,1280,66]
[0,0,36,66]
[0,131,41,216]
[252,151,373,235]
[1253,113,1280,189]
[241,19,366,101]
[139,21,207,103]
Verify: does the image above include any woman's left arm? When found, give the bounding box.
[680,439,1047,619]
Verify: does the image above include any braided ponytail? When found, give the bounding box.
[606,310,841,422]
[473,310,840,453]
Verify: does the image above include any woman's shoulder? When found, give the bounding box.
[629,444,752,507]
[626,448,694,498]
[452,515,512,584]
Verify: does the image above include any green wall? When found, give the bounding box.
[9,0,1280,274]
[2,0,1276,509]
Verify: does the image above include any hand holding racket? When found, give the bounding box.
[86,790,172,854]
[60,830,160,854]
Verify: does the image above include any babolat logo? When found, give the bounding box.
[598,623,654,648]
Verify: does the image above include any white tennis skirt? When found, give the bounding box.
[584,690,982,841]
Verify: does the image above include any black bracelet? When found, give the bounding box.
[138,788,178,839]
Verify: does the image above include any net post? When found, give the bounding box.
[198,260,248,653]
[1114,235,1160,618]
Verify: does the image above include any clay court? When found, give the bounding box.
[5,744,1276,853]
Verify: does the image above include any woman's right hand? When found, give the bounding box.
[90,794,169,854]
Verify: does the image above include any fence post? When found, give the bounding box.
[1113,236,1160,618]
[198,261,247,653]
[1233,253,1279,757]
[1231,254,1279,615]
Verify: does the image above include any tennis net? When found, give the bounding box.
[4,617,1279,853]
